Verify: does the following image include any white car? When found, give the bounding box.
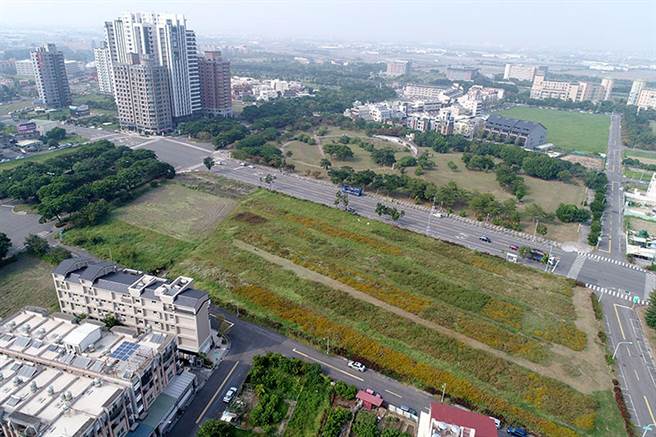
[222,386,238,403]
[347,360,366,372]
[489,416,501,429]
[248,164,255,169]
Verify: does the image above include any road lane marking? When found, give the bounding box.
[635,369,640,382]
[385,389,402,398]
[614,304,627,340]
[645,396,656,425]
[195,360,240,424]
[292,348,363,382]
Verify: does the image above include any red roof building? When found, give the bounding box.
[356,390,384,410]
[417,402,497,437]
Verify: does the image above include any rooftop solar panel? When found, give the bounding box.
[110,341,139,361]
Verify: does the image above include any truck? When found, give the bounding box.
[341,185,363,196]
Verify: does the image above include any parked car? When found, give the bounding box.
[509,244,519,251]
[507,426,528,437]
[365,388,379,397]
[489,416,501,429]
[222,386,238,403]
[248,164,255,169]
[347,360,366,372]
[399,405,418,416]
[479,235,491,243]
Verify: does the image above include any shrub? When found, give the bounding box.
[646,298,656,329]
[352,411,378,437]
[334,381,357,400]
[321,407,352,437]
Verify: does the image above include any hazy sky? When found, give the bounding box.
[1,0,654,54]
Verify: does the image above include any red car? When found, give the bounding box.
[510,244,519,251]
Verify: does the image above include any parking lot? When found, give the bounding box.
[132,137,215,170]
[0,204,53,255]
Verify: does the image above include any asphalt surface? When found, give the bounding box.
[169,306,436,436]
[603,296,656,430]
[0,202,52,255]
[598,113,625,259]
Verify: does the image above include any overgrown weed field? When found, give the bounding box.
[62,176,621,437]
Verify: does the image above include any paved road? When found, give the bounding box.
[210,158,652,301]
[598,113,625,259]
[603,297,656,430]
[0,202,53,255]
[169,306,435,436]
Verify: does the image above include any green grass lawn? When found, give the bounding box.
[0,255,59,318]
[115,181,237,241]
[625,148,656,165]
[500,107,610,154]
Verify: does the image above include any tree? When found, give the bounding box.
[447,161,458,171]
[24,234,50,257]
[556,203,591,223]
[371,148,396,167]
[203,156,215,171]
[320,158,332,170]
[375,202,404,221]
[260,173,276,189]
[197,419,234,437]
[536,222,548,236]
[334,191,350,210]
[102,314,122,329]
[646,298,656,329]
[323,143,354,160]
[397,156,417,168]
[518,246,531,258]
[352,411,378,437]
[0,233,11,260]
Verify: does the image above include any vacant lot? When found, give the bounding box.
[115,180,237,241]
[0,255,59,318]
[64,184,618,436]
[0,147,82,171]
[500,107,610,154]
[625,148,656,165]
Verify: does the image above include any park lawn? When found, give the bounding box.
[499,107,609,154]
[115,180,237,241]
[283,141,324,169]
[0,255,59,318]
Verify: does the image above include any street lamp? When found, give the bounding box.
[641,423,655,437]
[612,341,633,360]
[440,383,447,403]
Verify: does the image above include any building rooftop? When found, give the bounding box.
[0,308,179,436]
[487,113,546,133]
[53,258,208,310]
[429,402,497,437]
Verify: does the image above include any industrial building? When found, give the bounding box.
[52,258,213,355]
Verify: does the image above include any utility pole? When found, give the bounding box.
[426,197,436,233]
[440,383,446,403]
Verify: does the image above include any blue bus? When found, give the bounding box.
[341,185,364,196]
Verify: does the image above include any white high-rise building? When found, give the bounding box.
[94,45,114,94]
[628,80,646,106]
[104,12,201,118]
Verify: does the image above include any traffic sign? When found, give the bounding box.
[633,295,641,304]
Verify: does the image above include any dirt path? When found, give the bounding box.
[234,240,605,393]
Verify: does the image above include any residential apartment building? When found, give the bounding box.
[601,78,614,101]
[198,51,232,116]
[30,44,71,108]
[386,60,410,76]
[14,59,34,77]
[484,114,547,149]
[94,44,114,94]
[636,88,656,111]
[0,60,17,75]
[628,80,647,106]
[503,64,543,82]
[456,85,504,116]
[112,55,173,134]
[52,258,212,354]
[0,307,190,437]
[445,66,478,81]
[104,12,201,118]
[402,84,463,104]
[530,74,609,103]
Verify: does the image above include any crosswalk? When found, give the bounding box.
[584,283,647,305]
[578,251,644,271]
